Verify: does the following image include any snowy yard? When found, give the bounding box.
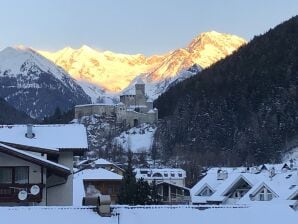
[1,205,297,224]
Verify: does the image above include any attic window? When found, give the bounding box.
[254,186,274,201]
[197,186,214,196]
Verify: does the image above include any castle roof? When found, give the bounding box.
[136,79,145,85]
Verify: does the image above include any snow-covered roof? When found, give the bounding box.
[191,165,298,205]
[0,143,71,176]
[74,168,123,181]
[136,79,145,85]
[148,109,155,114]
[75,103,115,108]
[0,124,88,150]
[73,168,123,206]
[93,158,112,165]
[135,168,186,179]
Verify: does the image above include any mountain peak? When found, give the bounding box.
[79,45,96,52]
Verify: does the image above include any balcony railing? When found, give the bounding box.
[0,183,43,203]
[160,194,191,204]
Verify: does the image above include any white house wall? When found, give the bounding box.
[0,152,46,205]
[46,151,73,206]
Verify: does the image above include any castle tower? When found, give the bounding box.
[135,79,146,106]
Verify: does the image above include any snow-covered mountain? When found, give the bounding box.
[121,64,202,99]
[0,46,91,119]
[39,31,246,99]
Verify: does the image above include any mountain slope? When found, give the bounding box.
[0,97,33,124]
[0,46,91,119]
[154,16,298,166]
[39,31,246,95]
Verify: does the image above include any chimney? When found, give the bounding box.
[26,124,34,138]
[217,169,228,180]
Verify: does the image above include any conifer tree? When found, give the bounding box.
[118,150,137,205]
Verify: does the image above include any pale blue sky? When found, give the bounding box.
[0,0,297,55]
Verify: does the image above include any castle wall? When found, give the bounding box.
[124,110,157,127]
[75,104,115,119]
[120,95,136,107]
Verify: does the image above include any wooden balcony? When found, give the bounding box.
[0,183,43,203]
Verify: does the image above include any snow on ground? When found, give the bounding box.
[0,207,110,224]
[114,205,298,224]
[113,124,156,153]
[283,147,298,162]
[1,205,297,224]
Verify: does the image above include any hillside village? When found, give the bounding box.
[1,3,298,224]
[0,122,297,223]
[0,51,298,222]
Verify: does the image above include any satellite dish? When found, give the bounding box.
[18,190,28,201]
[30,185,40,195]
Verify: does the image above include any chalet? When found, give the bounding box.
[75,158,124,176]
[0,124,88,206]
[134,168,190,204]
[191,162,298,207]
[73,168,123,205]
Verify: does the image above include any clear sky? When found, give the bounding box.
[0,0,298,55]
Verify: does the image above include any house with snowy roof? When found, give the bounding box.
[73,167,123,205]
[134,168,191,204]
[191,162,298,208]
[75,158,124,176]
[0,124,88,206]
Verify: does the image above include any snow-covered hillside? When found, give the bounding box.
[39,31,246,99]
[0,46,91,118]
[113,124,156,153]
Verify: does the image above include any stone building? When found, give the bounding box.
[75,81,158,127]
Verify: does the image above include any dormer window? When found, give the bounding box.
[254,186,274,201]
[197,186,214,196]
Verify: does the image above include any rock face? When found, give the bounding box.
[39,31,246,95]
[0,46,91,119]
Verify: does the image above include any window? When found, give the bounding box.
[164,173,168,177]
[0,168,12,184]
[171,173,175,177]
[255,187,274,201]
[198,186,213,196]
[0,167,29,184]
[15,167,29,184]
[178,173,182,177]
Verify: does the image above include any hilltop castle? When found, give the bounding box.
[75,81,158,127]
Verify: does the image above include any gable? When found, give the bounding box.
[223,176,252,198]
[196,185,214,197]
[252,185,277,201]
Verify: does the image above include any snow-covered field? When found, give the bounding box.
[1,205,297,224]
[113,124,156,153]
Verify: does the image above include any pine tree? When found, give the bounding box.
[118,150,138,205]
